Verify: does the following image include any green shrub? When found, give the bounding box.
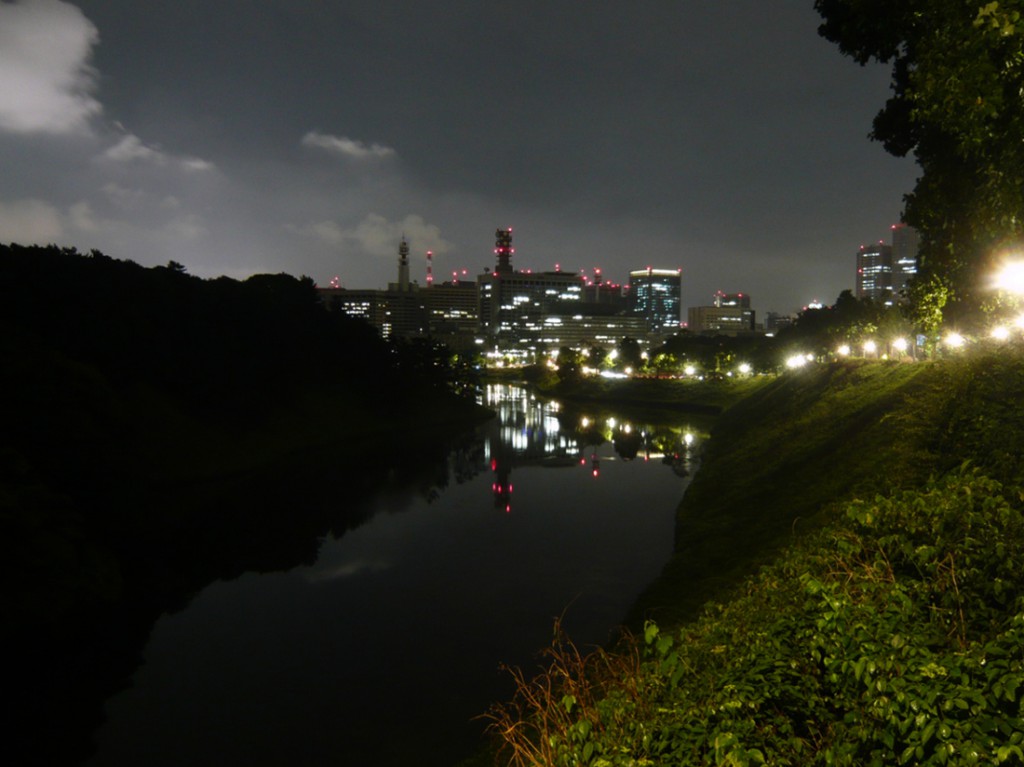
[490,468,1024,766]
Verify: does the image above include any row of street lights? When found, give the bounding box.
[785,259,1024,369]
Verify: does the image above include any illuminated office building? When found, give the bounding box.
[628,267,682,332]
[891,223,919,299]
[319,239,427,338]
[856,241,895,305]
[478,228,586,341]
[687,291,756,334]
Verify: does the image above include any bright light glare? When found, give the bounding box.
[945,332,966,349]
[786,354,808,369]
[994,261,1024,294]
[684,365,696,376]
[991,325,1011,341]
[738,362,751,374]
[837,344,850,356]
[1015,313,1024,330]
[600,370,627,379]
[892,338,909,353]
[863,340,877,354]
[683,432,694,446]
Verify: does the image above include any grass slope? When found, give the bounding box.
[485,347,1024,766]
[629,355,986,629]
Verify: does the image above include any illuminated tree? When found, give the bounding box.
[815,0,1024,323]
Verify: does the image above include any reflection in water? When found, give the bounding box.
[84,384,702,767]
[480,382,700,512]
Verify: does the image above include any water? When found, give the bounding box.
[85,384,700,766]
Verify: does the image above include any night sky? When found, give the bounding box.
[0,0,918,315]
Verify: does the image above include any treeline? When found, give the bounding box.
[0,244,466,418]
[0,243,484,512]
[1,244,488,765]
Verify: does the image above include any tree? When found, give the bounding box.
[815,0,1024,323]
[616,337,643,371]
[557,345,582,383]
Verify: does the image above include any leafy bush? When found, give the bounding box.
[488,467,1024,765]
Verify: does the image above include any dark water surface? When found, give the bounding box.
[84,384,699,766]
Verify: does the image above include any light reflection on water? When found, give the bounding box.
[87,384,700,767]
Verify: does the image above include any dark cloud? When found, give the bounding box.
[0,0,917,313]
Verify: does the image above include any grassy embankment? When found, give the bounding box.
[483,347,1024,765]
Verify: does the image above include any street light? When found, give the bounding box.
[994,260,1024,294]
[786,353,809,369]
[945,332,966,349]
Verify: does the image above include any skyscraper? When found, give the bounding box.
[891,223,919,299]
[855,241,894,304]
[477,227,586,341]
[629,268,682,333]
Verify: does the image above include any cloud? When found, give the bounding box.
[0,198,64,242]
[100,132,216,172]
[288,213,451,258]
[162,214,207,241]
[304,558,392,583]
[0,0,101,134]
[100,181,146,210]
[180,157,215,173]
[69,200,97,232]
[300,131,397,160]
[102,134,161,163]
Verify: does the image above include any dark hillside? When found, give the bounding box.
[0,245,485,766]
[0,245,395,417]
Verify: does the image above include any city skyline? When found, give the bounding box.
[0,1,918,314]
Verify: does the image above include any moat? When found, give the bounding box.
[84,384,702,766]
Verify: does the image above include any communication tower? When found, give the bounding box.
[397,237,411,291]
[494,227,514,275]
